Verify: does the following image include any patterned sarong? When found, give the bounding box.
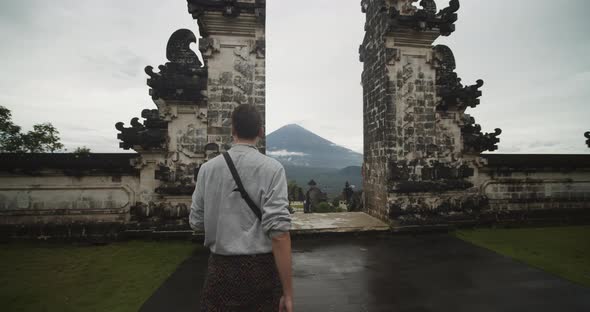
[200,253,282,312]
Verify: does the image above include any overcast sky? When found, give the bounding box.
[1,0,588,154]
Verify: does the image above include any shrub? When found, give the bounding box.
[313,201,339,213]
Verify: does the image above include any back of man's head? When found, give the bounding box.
[231,104,262,140]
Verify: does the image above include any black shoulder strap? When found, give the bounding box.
[222,152,262,221]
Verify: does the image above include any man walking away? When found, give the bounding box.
[190,104,293,312]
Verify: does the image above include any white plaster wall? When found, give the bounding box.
[477,168,590,210]
[0,172,140,225]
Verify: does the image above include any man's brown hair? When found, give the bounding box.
[231,104,262,140]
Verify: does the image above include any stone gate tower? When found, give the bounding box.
[115,0,265,223]
[360,0,501,226]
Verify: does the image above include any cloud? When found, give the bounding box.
[267,150,308,157]
[0,0,588,155]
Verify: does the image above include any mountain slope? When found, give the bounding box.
[281,165,362,198]
[266,124,363,169]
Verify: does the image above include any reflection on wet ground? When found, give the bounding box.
[141,234,590,312]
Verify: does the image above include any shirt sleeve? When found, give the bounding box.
[261,165,292,238]
[189,166,205,232]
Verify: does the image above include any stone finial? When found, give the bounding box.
[145,29,207,103]
[388,0,460,36]
[166,29,200,66]
[585,132,590,148]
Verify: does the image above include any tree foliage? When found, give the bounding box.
[74,146,92,154]
[287,180,305,202]
[348,191,364,212]
[313,202,339,213]
[342,181,354,204]
[0,106,63,153]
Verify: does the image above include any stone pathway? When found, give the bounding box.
[291,212,390,234]
[140,234,590,312]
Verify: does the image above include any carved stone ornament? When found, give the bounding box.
[145,29,207,103]
[199,37,220,57]
[115,109,168,151]
[187,0,266,19]
[253,39,265,58]
[388,0,460,36]
[461,115,502,154]
[433,45,483,111]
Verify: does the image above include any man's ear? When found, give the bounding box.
[258,127,265,138]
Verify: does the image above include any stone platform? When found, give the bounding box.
[291,212,390,234]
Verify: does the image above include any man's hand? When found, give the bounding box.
[279,295,293,312]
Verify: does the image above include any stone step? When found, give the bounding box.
[123,212,390,239]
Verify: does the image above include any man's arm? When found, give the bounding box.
[273,232,293,311]
[189,166,205,232]
[261,166,293,309]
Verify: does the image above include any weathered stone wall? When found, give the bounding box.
[359,0,590,228]
[360,0,395,221]
[360,0,497,225]
[0,154,140,238]
[0,1,266,237]
[0,174,138,223]
[476,155,590,223]
[190,0,266,152]
[119,0,266,226]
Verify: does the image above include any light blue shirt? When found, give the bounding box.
[190,143,291,255]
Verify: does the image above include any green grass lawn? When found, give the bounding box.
[455,226,590,288]
[0,241,198,312]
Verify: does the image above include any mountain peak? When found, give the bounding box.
[266,124,362,169]
[277,123,310,132]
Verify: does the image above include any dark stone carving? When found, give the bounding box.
[389,193,489,226]
[419,0,437,16]
[187,0,266,35]
[461,116,502,154]
[388,0,460,36]
[437,0,460,36]
[254,39,266,58]
[392,180,473,193]
[154,161,200,195]
[199,37,219,56]
[204,143,220,160]
[0,153,139,175]
[389,160,475,193]
[585,132,590,148]
[131,202,190,220]
[155,183,196,196]
[433,45,484,111]
[145,29,207,103]
[115,109,168,150]
[255,3,266,24]
[155,164,171,182]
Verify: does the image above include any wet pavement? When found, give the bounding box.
[140,234,590,312]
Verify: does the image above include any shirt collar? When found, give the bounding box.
[231,143,259,151]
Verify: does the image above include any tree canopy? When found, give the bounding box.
[0,106,64,153]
